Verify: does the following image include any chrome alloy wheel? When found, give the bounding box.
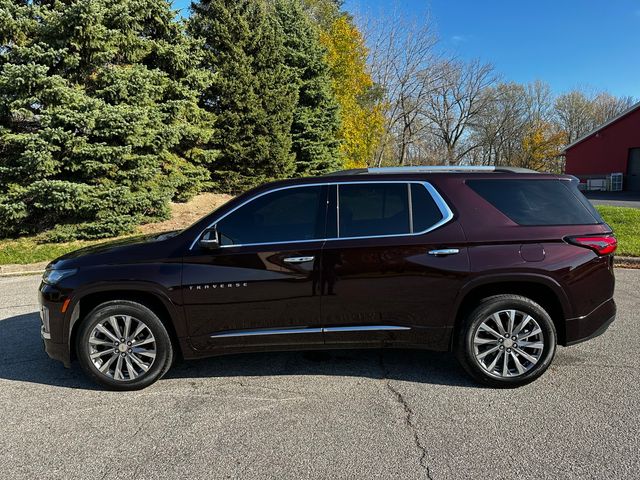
[473,309,545,378]
[88,315,157,381]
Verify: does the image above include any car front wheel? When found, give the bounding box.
[76,300,173,390]
[456,294,557,388]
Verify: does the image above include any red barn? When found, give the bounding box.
[564,101,640,191]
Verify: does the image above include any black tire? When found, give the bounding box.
[76,300,173,391]
[456,294,557,388]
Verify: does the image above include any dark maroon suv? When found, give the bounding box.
[39,166,617,390]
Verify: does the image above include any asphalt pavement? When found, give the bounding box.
[584,191,640,209]
[1,271,639,479]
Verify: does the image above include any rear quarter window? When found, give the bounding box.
[411,183,444,231]
[466,179,602,226]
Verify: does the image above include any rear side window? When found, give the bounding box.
[338,183,410,237]
[467,179,602,225]
[336,182,446,238]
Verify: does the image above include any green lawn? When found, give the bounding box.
[0,238,105,266]
[596,205,640,257]
[1,205,638,266]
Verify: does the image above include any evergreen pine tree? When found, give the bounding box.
[273,0,341,176]
[189,0,297,193]
[0,0,215,240]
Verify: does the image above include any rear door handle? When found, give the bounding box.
[283,256,315,264]
[428,248,460,256]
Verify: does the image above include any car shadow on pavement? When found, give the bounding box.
[167,348,481,388]
[0,311,530,390]
[0,312,98,390]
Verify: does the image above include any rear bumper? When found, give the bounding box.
[565,298,616,346]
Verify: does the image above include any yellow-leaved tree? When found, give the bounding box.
[520,122,568,172]
[317,13,384,168]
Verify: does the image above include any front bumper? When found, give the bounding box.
[41,328,71,367]
[565,298,616,346]
[39,282,72,367]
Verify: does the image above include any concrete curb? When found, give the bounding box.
[0,261,48,277]
[1,255,639,278]
[614,256,640,268]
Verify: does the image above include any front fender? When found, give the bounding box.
[61,263,185,351]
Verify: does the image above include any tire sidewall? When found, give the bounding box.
[461,296,557,387]
[77,301,173,391]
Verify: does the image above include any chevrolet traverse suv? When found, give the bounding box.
[39,166,617,390]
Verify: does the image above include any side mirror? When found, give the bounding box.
[199,226,220,250]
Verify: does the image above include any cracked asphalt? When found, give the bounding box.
[1,270,639,479]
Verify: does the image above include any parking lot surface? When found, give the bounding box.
[1,270,639,479]
[585,191,640,209]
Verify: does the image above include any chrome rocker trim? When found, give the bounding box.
[210,325,411,338]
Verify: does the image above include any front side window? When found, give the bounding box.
[217,186,324,246]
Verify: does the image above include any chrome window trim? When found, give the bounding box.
[335,183,340,238]
[209,325,411,338]
[189,180,454,250]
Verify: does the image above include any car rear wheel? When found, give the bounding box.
[77,300,173,390]
[456,295,557,388]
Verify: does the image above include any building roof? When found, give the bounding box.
[564,100,640,151]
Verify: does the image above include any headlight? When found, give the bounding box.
[42,268,77,285]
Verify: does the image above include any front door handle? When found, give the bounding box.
[428,248,460,256]
[283,256,315,264]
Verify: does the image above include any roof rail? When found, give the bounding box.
[324,166,540,176]
[323,168,368,176]
[492,166,541,174]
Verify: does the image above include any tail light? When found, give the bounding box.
[567,235,617,255]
